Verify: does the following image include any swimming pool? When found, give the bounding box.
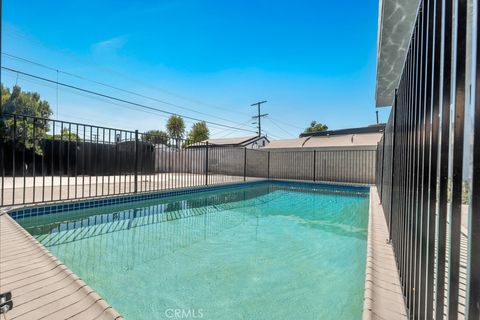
[15,181,369,319]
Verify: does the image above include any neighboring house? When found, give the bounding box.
[188,136,270,149]
[264,125,385,150]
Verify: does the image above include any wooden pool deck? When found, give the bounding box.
[0,212,123,320]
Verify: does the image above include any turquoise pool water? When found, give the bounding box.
[18,182,369,320]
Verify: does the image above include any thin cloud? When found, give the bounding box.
[91,36,127,54]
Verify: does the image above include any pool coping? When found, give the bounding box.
[1,179,371,319]
[0,208,124,320]
[362,186,407,320]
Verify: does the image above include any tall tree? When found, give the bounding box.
[303,121,328,134]
[185,121,209,146]
[1,84,52,154]
[144,129,169,145]
[166,115,185,148]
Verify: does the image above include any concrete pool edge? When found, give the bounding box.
[362,187,407,320]
[0,209,124,320]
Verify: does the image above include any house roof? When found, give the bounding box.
[376,0,420,107]
[263,137,309,148]
[265,132,383,149]
[299,124,385,138]
[187,135,269,148]
[205,136,258,145]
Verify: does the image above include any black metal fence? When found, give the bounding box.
[375,0,479,318]
[1,113,376,207]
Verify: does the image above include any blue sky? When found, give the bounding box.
[1,0,390,139]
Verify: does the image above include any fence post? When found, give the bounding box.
[134,130,138,193]
[12,115,17,205]
[388,89,398,239]
[267,151,270,179]
[205,142,209,185]
[313,150,316,182]
[243,148,247,182]
[379,133,386,203]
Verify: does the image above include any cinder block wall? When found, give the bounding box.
[154,146,377,184]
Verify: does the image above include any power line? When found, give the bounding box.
[2,66,258,134]
[212,119,257,138]
[262,130,283,140]
[1,51,253,118]
[267,116,304,130]
[9,70,255,134]
[2,52,308,131]
[266,117,295,137]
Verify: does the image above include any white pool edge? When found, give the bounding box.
[362,186,408,320]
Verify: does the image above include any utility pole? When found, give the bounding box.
[251,100,268,137]
[376,110,379,124]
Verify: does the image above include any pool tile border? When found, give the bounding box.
[6,179,369,220]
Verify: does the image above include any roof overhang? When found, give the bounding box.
[376,0,420,107]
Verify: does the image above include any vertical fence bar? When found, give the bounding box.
[32,118,37,203]
[205,142,209,185]
[467,1,480,316]
[436,0,453,316]
[75,124,79,199]
[313,150,316,182]
[134,130,138,193]
[101,128,105,196]
[243,148,247,182]
[1,116,4,206]
[11,115,16,205]
[379,127,386,201]
[22,117,26,204]
[22,116,27,204]
[420,0,442,319]
[59,122,64,201]
[267,151,270,179]
[425,0,442,316]
[448,0,467,318]
[83,126,86,198]
[67,123,71,199]
[389,90,398,239]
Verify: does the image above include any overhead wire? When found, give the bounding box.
[13,71,256,134]
[1,66,258,134]
[8,71,167,131]
[12,71,256,135]
[4,33,307,130]
[1,51,253,119]
[262,130,284,140]
[267,116,304,130]
[1,31,253,116]
[211,119,256,138]
[7,68,288,140]
[2,50,308,132]
[265,117,296,137]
